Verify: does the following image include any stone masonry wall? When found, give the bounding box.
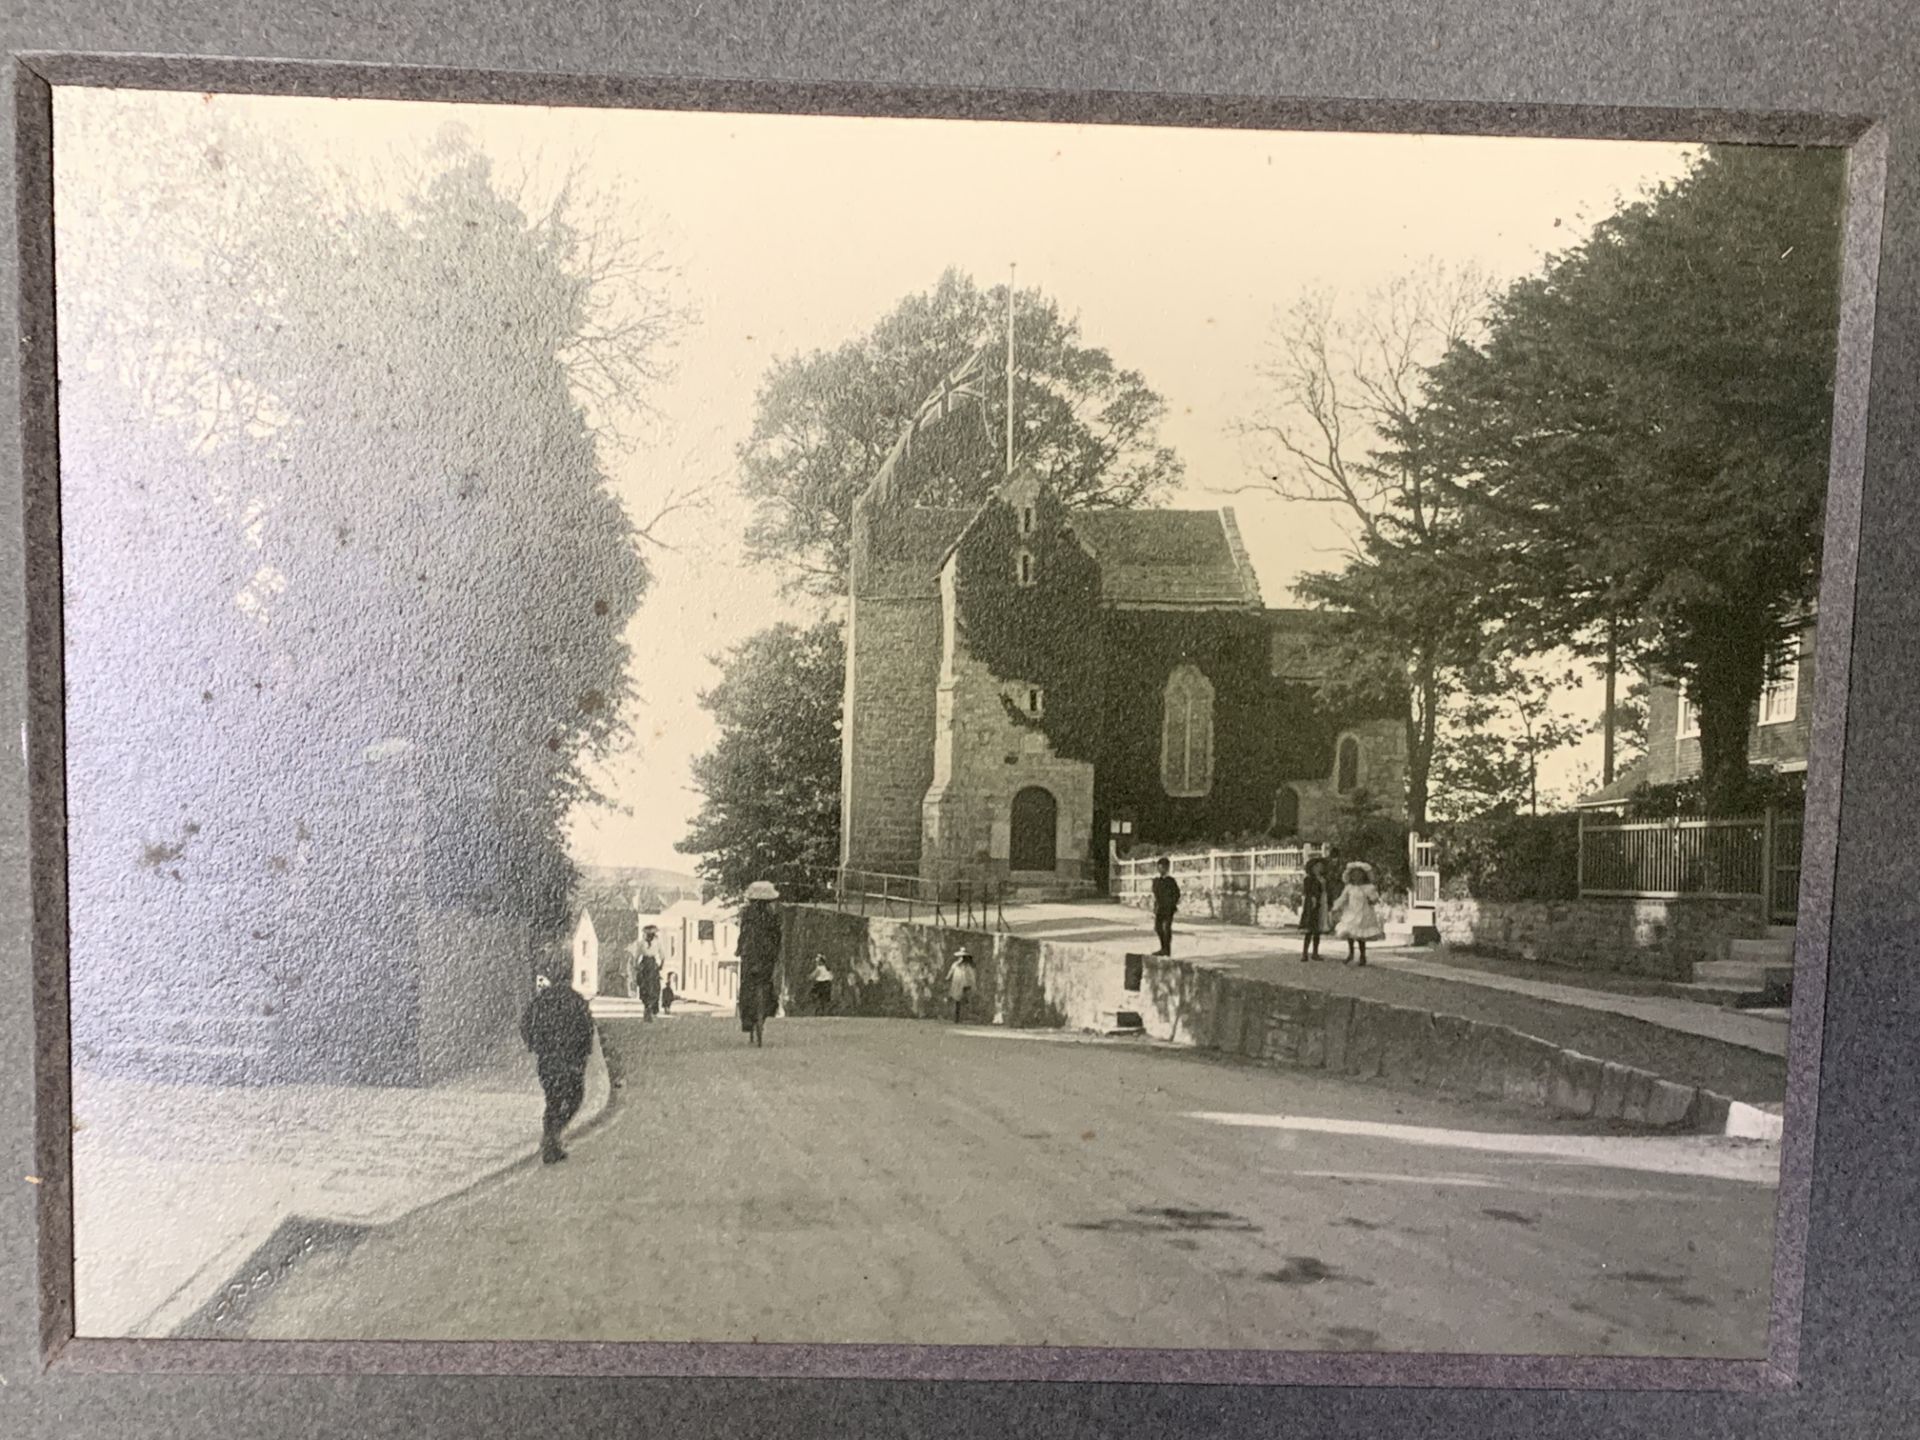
[1436,896,1769,980]
[840,593,944,876]
[780,904,1763,1132]
[922,556,1094,886]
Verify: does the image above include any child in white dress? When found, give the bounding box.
[1331,861,1386,967]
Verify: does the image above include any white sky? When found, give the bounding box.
[60,91,1697,873]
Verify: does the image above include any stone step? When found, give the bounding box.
[1694,959,1794,993]
[1726,937,1795,964]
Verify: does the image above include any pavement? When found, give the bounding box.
[987,900,1791,1102]
[237,1014,1779,1358]
[70,1022,613,1338]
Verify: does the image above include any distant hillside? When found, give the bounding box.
[575,864,704,902]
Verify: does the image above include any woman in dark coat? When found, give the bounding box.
[736,879,784,1046]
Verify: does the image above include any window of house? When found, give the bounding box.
[1026,687,1044,716]
[1678,693,1699,739]
[697,919,715,941]
[1760,642,1800,726]
[1160,664,1215,797]
[1336,735,1361,794]
[1016,550,1036,586]
[1020,505,1035,535]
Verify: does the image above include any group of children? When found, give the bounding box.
[1296,857,1385,966]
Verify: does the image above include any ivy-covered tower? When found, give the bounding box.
[921,468,1101,892]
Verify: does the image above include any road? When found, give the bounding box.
[239,1013,1779,1357]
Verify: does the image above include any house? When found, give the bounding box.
[1578,611,1817,811]
[839,445,1405,893]
[655,898,741,1007]
[569,901,641,998]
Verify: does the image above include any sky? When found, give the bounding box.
[57,90,1699,874]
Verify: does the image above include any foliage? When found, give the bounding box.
[678,619,846,902]
[1238,265,1499,833]
[738,268,1182,593]
[1406,145,1846,813]
[952,488,1107,762]
[1621,767,1807,820]
[1433,811,1582,903]
[1092,609,1346,855]
[1320,788,1411,893]
[1428,654,1592,821]
[57,98,679,1050]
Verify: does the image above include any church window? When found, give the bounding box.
[1020,505,1035,535]
[1336,735,1361,794]
[1026,687,1045,716]
[1017,550,1037,586]
[1160,664,1215,798]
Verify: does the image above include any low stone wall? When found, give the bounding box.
[1115,890,1413,932]
[1128,955,1725,1130]
[781,904,1760,1134]
[1435,896,1768,980]
[777,906,1109,1030]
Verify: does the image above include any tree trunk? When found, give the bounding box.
[1694,623,1768,815]
[1602,623,1618,786]
[1404,660,1439,835]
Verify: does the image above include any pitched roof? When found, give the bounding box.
[580,904,641,946]
[1576,761,1651,810]
[1067,509,1264,608]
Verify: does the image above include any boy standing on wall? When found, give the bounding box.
[1150,857,1181,957]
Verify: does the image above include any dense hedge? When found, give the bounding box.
[1434,811,1582,902]
[1622,767,1807,819]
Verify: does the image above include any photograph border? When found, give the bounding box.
[2,12,1912,1431]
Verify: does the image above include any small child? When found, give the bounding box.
[809,956,834,1014]
[1331,861,1386,966]
[661,974,676,1013]
[947,947,978,1023]
[1298,856,1332,962]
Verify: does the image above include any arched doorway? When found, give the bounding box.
[1009,786,1058,872]
[1272,784,1301,838]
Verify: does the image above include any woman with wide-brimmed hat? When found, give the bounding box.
[735,879,783,1046]
[1329,861,1386,967]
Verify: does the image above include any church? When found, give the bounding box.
[838,443,1409,895]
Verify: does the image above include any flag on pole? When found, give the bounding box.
[914,342,992,433]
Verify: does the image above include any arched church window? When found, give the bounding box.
[1160,664,1215,798]
[1016,550,1036,587]
[1336,734,1361,794]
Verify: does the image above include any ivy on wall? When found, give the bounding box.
[953,486,1402,872]
[1093,608,1341,852]
[952,489,1107,762]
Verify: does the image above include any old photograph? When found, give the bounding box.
[54,87,1844,1357]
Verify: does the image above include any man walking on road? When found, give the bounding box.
[636,925,664,1021]
[519,971,596,1166]
[1150,857,1181,957]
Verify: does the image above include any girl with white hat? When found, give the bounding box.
[1330,861,1386,967]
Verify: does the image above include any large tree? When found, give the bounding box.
[1406,145,1846,813]
[57,96,686,1042]
[739,268,1182,594]
[1237,265,1496,833]
[677,619,845,900]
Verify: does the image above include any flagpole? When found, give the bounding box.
[1006,263,1016,477]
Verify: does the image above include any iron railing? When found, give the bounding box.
[815,867,1010,933]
